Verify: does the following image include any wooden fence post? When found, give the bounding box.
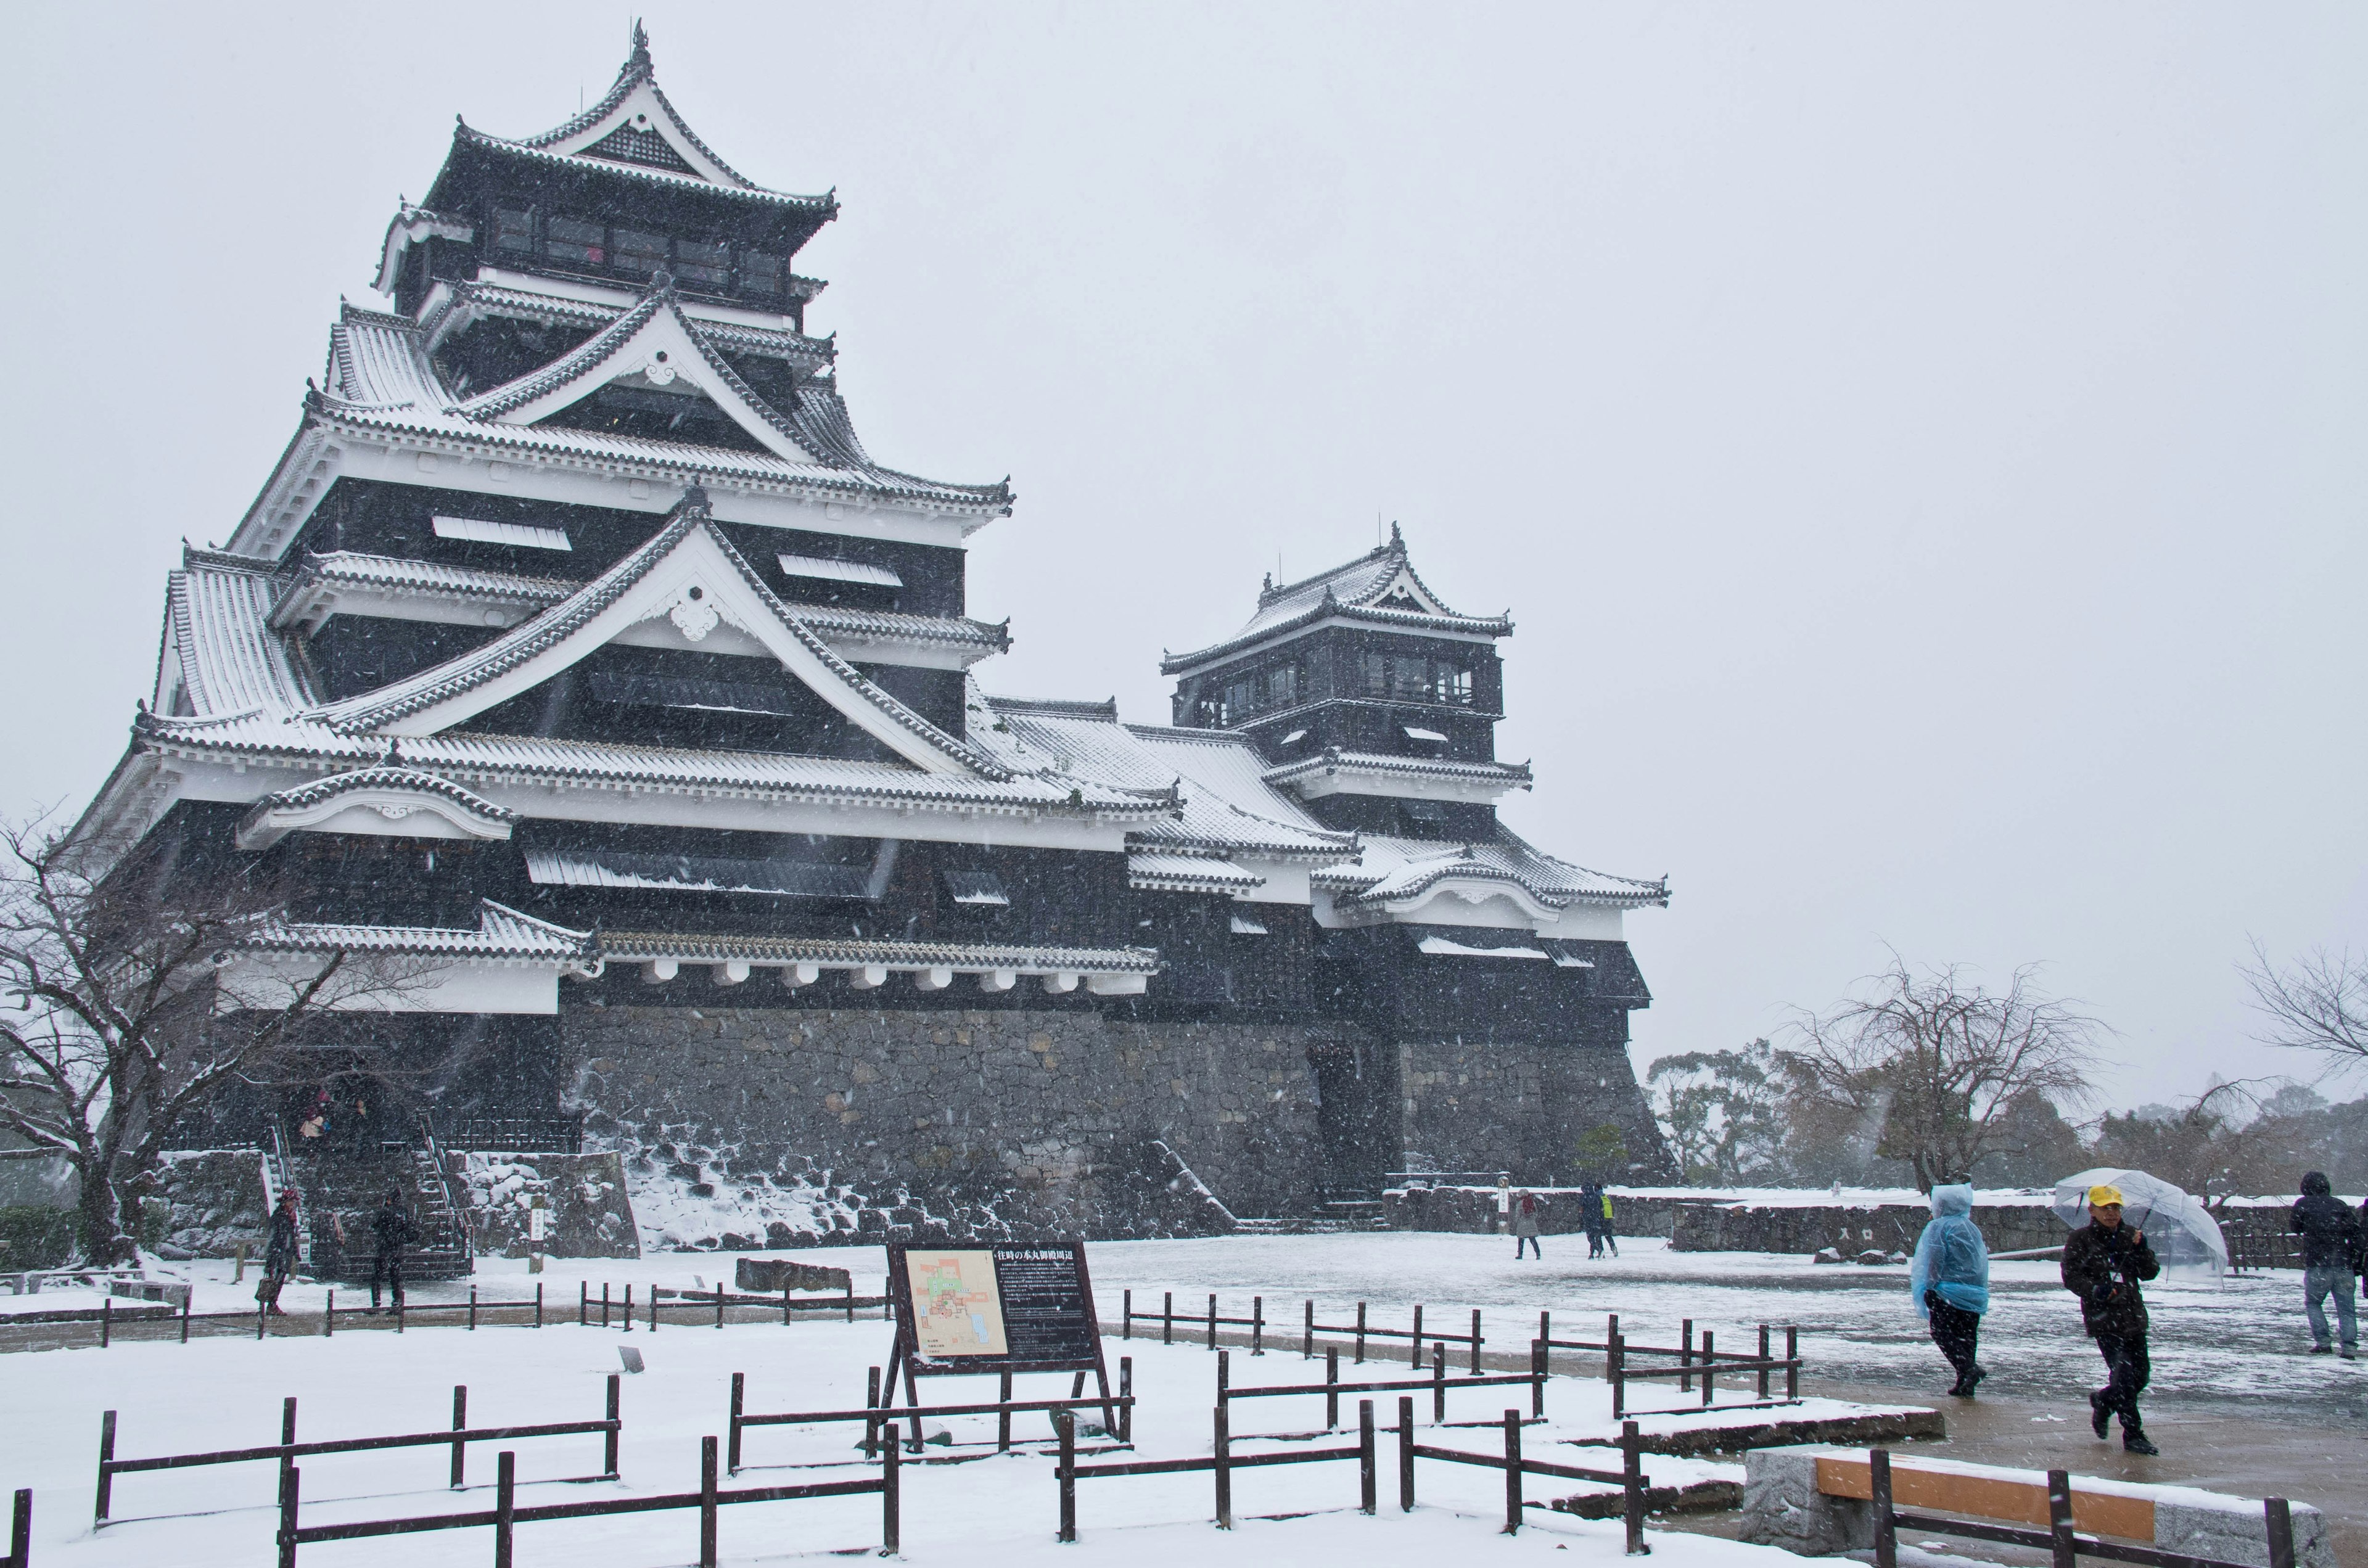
[1207,1293,1218,1350]
[881,1424,901,1555]
[276,1463,300,1568]
[580,1281,588,1326]
[1870,1450,1896,1568]
[323,1291,332,1339]
[1701,1331,1716,1408]
[1758,1325,1770,1400]
[1501,1409,1523,1534]
[1432,1342,1447,1422]
[1217,1348,1230,1413]
[1252,1295,1264,1356]
[1786,1326,1799,1400]
[94,1409,116,1523]
[604,1374,621,1478]
[1122,1289,1132,1340]
[450,1386,467,1487]
[1355,1301,1368,1363]
[1610,1328,1626,1419]
[2045,1467,2076,1568]
[1055,1410,1077,1543]
[1410,1304,1424,1368]
[1359,1399,1376,1516]
[1531,1338,1547,1417]
[1119,1357,1133,1443]
[728,1373,744,1473]
[1621,1421,1648,1556]
[1326,1347,1339,1429]
[1213,1404,1232,1530]
[1470,1309,1482,1374]
[1302,1299,1314,1359]
[468,1286,478,1331]
[1397,1395,1415,1511]
[2266,1498,2296,1568]
[7,1488,28,1568]
[181,1292,192,1344]
[998,1369,1014,1452]
[495,1451,516,1568]
[1605,1314,1618,1382]
[281,1398,298,1498]
[864,1368,881,1459]
[1162,1291,1173,1345]
[699,1435,718,1568]
[1679,1319,1692,1392]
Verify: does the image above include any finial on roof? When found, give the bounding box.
[651,268,675,293]
[679,484,711,514]
[1389,520,1404,547]
[380,738,403,766]
[629,19,652,71]
[1262,572,1273,594]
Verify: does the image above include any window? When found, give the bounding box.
[1206,661,1302,726]
[612,227,668,276]
[740,250,783,297]
[778,554,902,589]
[544,216,606,266]
[1362,651,1472,705]
[675,238,732,288]
[493,208,536,254]
[941,869,1011,907]
[431,516,571,551]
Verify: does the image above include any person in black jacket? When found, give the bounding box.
[2291,1172,2361,1357]
[256,1190,300,1316]
[2060,1183,2161,1455]
[368,1189,418,1311]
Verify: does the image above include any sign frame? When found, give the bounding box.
[881,1239,1116,1437]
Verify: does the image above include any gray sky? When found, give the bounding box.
[4,4,2361,1112]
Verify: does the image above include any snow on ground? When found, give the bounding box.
[3,1313,1782,1568]
[123,1231,2367,1429]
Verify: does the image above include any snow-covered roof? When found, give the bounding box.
[1317,829,1669,913]
[1126,852,1265,895]
[1163,524,1513,675]
[596,929,1159,977]
[1262,749,1534,792]
[416,278,831,366]
[971,691,1358,864]
[158,551,319,717]
[235,765,519,851]
[245,899,595,964]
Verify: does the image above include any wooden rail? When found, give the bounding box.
[278,1435,895,1568]
[726,1361,1137,1472]
[1120,1290,1487,1370]
[96,1379,620,1524]
[1212,1344,1548,1429]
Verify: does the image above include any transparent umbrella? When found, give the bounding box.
[2052,1167,2229,1278]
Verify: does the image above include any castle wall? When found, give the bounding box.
[557,1002,1351,1245]
[1399,1039,1676,1186]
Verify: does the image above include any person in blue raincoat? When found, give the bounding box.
[1910,1181,1991,1397]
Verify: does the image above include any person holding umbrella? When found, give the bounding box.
[1909,1181,1989,1396]
[2061,1183,2161,1455]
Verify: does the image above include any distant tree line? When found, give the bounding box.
[1648,953,2368,1196]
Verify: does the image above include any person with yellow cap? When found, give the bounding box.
[2060,1183,2161,1454]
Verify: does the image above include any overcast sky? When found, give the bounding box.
[4,4,2361,1112]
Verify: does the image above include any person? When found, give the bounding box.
[2060,1183,2161,1455]
[2290,1171,2361,1358]
[256,1190,300,1316]
[1598,1188,1619,1257]
[1511,1189,1544,1259]
[1579,1180,1606,1260]
[368,1189,418,1311]
[1909,1181,1990,1396]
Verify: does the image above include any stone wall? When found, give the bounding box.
[153,1150,271,1260]
[1672,1201,2064,1255]
[559,1002,1340,1247]
[1399,1041,1675,1186]
[1383,1184,1709,1239]
[459,1151,641,1259]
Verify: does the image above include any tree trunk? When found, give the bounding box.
[74,1154,135,1266]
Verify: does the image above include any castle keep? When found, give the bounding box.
[81,31,1674,1247]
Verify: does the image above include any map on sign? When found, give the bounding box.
[905,1249,1008,1357]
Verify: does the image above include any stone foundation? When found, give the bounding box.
[560,1003,1339,1245]
[1399,1040,1675,1186]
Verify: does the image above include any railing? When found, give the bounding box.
[578,1281,892,1331]
[1405,1406,1653,1551]
[1214,1345,1548,1430]
[726,1363,1137,1472]
[1120,1289,1487,1369]
[1864,1448,2298,1568]
[1528,1311,1802,1418]
[96,1378,621,1524]
[1053,1403,1372,1541]
[1385,1171,1511,1187]
[436,1114,586,1154]
[279,1435,895,1567]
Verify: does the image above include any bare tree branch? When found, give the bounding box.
[2239,938,2368,1080]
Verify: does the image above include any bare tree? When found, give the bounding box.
[1781,956,2106,1192]
[0,815,425,1265]
[2238,939,2368,1080]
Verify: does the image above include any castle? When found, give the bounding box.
[81,30,1674,1247]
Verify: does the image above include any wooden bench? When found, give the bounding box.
[1741,1445,2327,1568]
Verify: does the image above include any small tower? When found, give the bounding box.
[1162,525,1533,841]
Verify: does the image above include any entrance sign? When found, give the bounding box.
[882,1239,1115,1435]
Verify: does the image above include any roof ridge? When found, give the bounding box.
[1257,530,1402,609]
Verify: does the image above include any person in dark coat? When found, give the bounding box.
[2290,1171,2361,1357]
[2060,1183,2161,1454]
[1579,1181,1606,1260]
[368,1189,418,1310]
[256,1190,300,1316]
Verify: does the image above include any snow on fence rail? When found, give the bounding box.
[95,1377,623,1524]
[276,1435,896,1568]
[1120,1289,1487,1368]
[1213,1345,1548,1430]
[725,1363,1138,1472]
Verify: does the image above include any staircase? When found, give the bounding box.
[281,1118,473,1284]
[1233,1200,1391,1237]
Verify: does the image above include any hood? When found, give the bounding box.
[1928,1183,1975,1218]
[2302,1171,2332,1197]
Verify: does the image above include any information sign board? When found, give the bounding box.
[880,1239,1114,1432]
